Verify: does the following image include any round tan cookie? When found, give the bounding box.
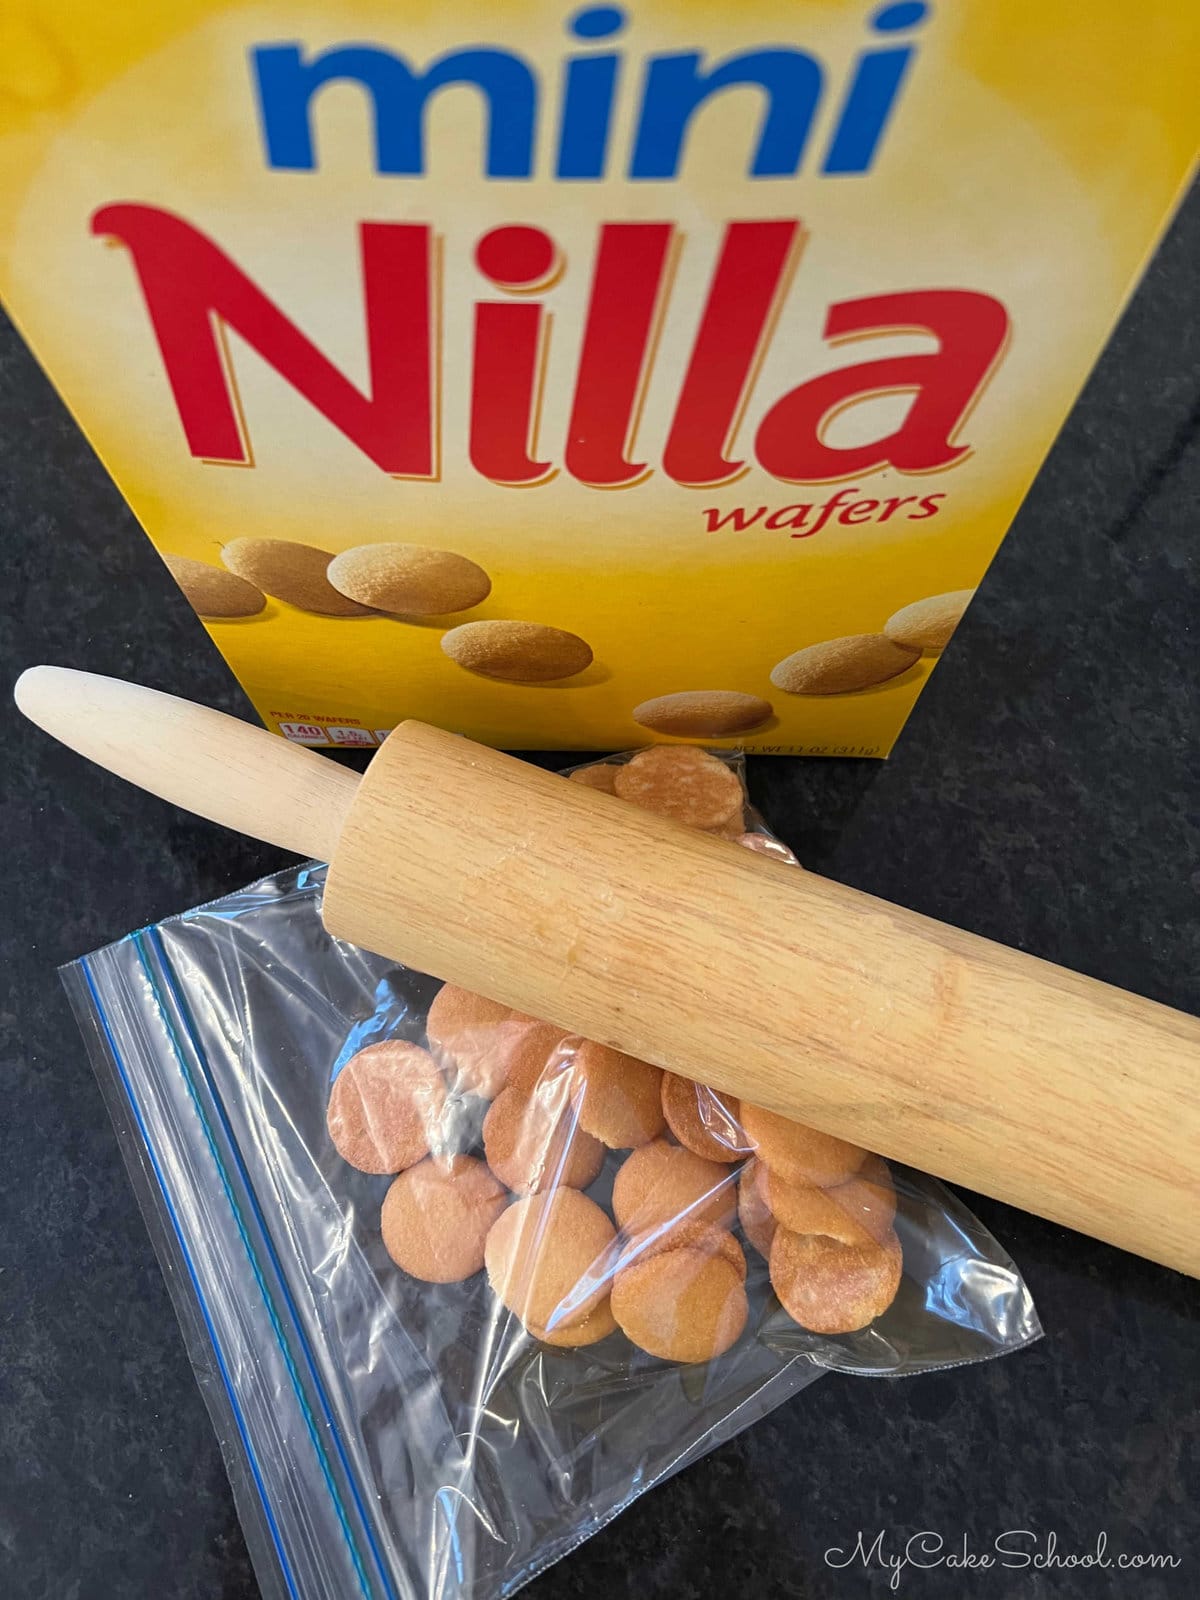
[632,691,773,737]
[326,1041,447,1174]
[769,1226,903,1334]
[441,620,593,682]
[425,984,514,1098]
[380,1155,507,1282]
[564,1040,665,1149]
[765,1167,894,1247]
[613,746,744,830]
[612,1248,748,1363]
[611,1140,736,1235]
[425,986,565,1100]
[884,589,974,654]
[485,1187,616,1332]
[823,1154,897,1244]
[705,814,748,840]
[738,1158,776,1260]
[741,1102,866,1188]
[529,1297,618,1348]
[327,543,491,616]
[568,763,619,793]
[769,635,919,695]
[621,1223,747,1283]
[660,1074,747,1163]
[483,1084,605,1195]
[500,1020,573,1095]
[163,555,265,619]
[737,833,801,866]
[220,537,369,615]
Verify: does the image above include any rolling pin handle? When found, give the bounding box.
[13,666,358,861]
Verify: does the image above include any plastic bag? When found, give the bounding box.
[63,749,1040,1600]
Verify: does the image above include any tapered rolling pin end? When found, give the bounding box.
[14,664,359,861]
[13,663,79,730]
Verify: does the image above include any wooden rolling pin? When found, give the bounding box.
[15,666,1200,1276]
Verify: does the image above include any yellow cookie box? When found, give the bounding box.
[1,1,1196,751]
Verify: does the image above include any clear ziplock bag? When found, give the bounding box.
[63,752,1040,1600]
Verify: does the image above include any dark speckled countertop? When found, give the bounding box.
[2,179,1198,1599]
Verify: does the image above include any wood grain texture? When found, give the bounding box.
[326,722,1200,1276]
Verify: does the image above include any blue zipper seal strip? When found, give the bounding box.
[81,952,304,1600]
[83,922,402,1600]
[140,924,398,1600]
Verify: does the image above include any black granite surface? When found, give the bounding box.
[2,174,1197,1599]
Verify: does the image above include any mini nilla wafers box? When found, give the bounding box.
[0,2,1196,753]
